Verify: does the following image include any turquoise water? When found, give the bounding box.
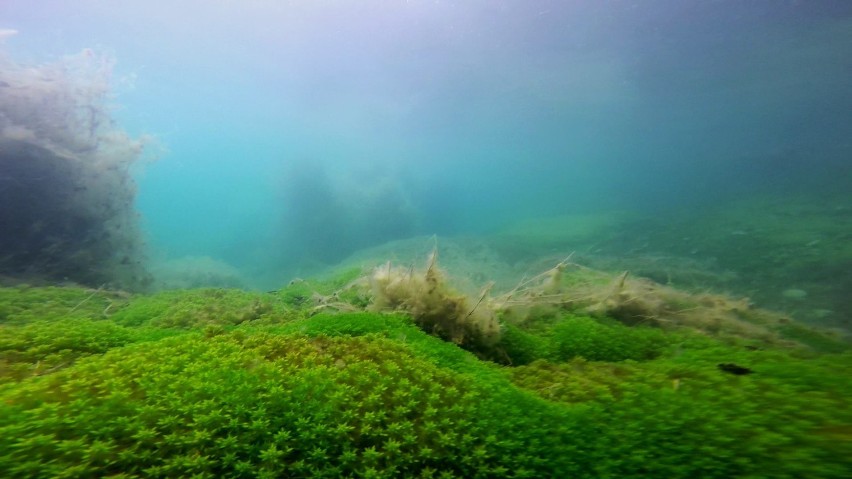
[2,0,851,307]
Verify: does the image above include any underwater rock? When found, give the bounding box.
[0,48,150,290]
[718,363,753,375]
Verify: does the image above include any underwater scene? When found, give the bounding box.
[1,1,851,477]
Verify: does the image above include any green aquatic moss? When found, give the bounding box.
[509,348,852,478]
[0,318,139,382]
[275,268,366,308]
[0,331,576,478]
[494,313,678,365]
[109,288,295,329]
[775,322,849,354]
[547,315,672,362]
[0,285,850,478]
[253,313,512,384]
[0,284,131,324]
[493,323,552,365]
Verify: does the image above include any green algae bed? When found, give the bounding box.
[1,280,850,479]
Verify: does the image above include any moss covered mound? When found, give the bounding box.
[1,285,850,478]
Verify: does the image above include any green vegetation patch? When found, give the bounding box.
[508,345,852,478]
[0,331,576,478]
[0,285,849,478]
[274,268,366,308]
[109,288,295,329]
[497,313,679,365]
[0,285,131,324]
[0,318,142,383]
[548,315,671,361]
[265,312,510,383]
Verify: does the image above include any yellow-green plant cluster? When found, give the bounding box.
[367,252,501,351]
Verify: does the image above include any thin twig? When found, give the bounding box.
[69,284,105,313]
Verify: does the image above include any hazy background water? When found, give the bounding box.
[2,1,851,294]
